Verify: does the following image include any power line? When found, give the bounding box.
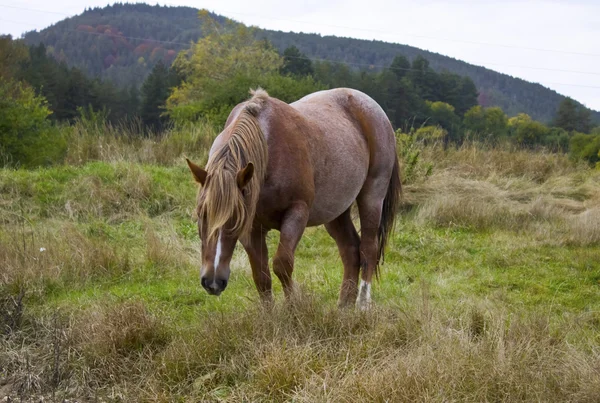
[2,13,600,81]
[0,3,72,17]
[474,62,600,77]
[0,17,39,28]
[2,2,600,59]
[195,7,600,58]
[542,82,600,89]
[144,0,600,58]
[2,11,600,91]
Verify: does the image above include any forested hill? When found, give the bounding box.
[262,31,599,124]
[22,3,599,123]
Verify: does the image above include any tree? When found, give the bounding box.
[463,106,507,141]
[554,98,578,132]
[514,120,549,146]
[0,35,29,80]
[577,107,593,134]
[425,101,460,142]
[463,106,486,136]
[455,77,478,116]
[126,84,140,120]
[484,107,508,138]
[20,3,599,123]
[15,42,133,124]
[0,79,65,167]
[389,55,410,80]
[553,97,592,133]
[141,61,171,131]
[167,10,323,126]
[281,46,313,77]
[408,55,438,101]
[313,61,353,89]
[376,70,424,130]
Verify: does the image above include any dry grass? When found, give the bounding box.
[2,291,598,401]
[403,143,600,246]
[156,297,600,402]
[0,300,168,401]
[72,300,170,375]
[0,162,195,226]
[0,223,131,293]
[569,208,600,246]
[144,221,191,269]
[1,140,599,401]
[63,120,217,166]
[418,142,580,181]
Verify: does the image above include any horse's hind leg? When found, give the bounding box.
[273,202,310,299]
[325,208,361,308]
[356,180,387,310]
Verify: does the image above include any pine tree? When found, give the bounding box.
[553,98,579,132]
[127,84,140,120]
[455,77,478,116]
[141,61,170,131]
[281,46,314,77]
[389,55,410,80]
[0,35,29,80]
[577,107,592,133]
[408,55,438,101]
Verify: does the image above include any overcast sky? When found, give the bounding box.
[2,0,599,111]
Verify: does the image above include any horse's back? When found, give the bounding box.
[290,89,396,225]
[292,88,396,167]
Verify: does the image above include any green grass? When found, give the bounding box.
[1,145,600,401]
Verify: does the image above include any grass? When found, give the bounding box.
[1,137,599,401]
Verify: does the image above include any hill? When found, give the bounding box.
[22,3,600,123]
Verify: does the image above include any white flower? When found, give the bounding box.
[39,247,46,252]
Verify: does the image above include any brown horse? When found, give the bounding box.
[186,88,401,308]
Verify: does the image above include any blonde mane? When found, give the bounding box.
[198,90,269,242]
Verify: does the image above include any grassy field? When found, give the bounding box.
[1,127,599,401]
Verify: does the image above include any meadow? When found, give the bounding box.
[1,122,599,402]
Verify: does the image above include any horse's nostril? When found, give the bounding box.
[218,278,228,290]
[201,277,209,289]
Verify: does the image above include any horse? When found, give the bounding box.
[186,88,401,309]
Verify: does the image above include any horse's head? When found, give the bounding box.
[186,158,255,296]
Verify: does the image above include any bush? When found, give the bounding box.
[0,79,66,167]
[570,132,600,165]
[514,119,550,147]
[542,127,570,152]
[424,101,460,142]
[396,128,434,184]
[463,106,508,141]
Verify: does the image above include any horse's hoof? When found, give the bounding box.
[356,299,372,311]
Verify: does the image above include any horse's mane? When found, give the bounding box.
[198,89,269,242]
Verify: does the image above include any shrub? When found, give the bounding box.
[570,132,600,165]
[0,79,66,167]
[396,128,434,185]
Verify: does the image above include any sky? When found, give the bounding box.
[1,0,599,111]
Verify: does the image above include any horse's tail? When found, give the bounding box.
[377,154,401,275]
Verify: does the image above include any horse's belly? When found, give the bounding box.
[307,142,369,226]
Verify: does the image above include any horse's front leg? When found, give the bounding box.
[273,202,309,299]
[242,227,273,304]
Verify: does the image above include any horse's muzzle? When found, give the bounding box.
[201,276,228,296]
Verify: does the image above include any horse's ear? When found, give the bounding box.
[236,162,254,189]
[186,158,207,186]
